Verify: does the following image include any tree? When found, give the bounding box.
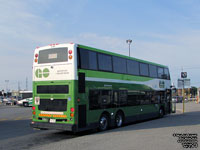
[190,86,197,97]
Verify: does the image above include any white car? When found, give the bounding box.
[17,98,33,107]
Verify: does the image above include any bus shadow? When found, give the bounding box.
[0,119,36,141]
[1,111,199,149]
[0,120,78,150]
[104,111,200,133]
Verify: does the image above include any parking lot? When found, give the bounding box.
[0,102,199,150]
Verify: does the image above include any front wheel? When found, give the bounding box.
[115,112,123,127]
[159,108,164,118]
[99,114,109,131]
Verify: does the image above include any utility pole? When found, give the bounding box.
[18,81,21,91]
[26,77,28,91]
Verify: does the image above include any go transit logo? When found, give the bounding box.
[35,68,49,78]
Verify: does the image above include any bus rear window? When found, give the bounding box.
[38,48,68,64]
[37,85,69,94]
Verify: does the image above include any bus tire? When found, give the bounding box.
[115,112,124,127]
[98,114,109,131]
[23,102,29,107]
[159,107,164,118]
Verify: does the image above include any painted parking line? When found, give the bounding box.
[0,119,7,121]
[14,117,23,120]
[0,117,32,122]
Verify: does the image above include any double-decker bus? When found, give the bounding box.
[31,43,172,132]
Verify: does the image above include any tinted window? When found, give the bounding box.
[127,60,139,75]
[101,90,112,107]
[89,90,112,110]
[164,68,170,80]
[149,65,157,78]
[113,56,127,74]
[37,85,69,94]
[127,90,140,106]
[89,90,100,110]
[20,93,32,99]
[79,48,97,70]
[158,67,164,78]
[38,48,68,64]
[119,90,127,106]
[98,54,112,71]
[140,63,149,76]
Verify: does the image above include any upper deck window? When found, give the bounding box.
[113,56,127,74]
[149,65,157,78]
[98,53,112,72]
[164,68,170,80]
[38,48,68,64]
[139,63,149,76]
[79,48,97,70]
[158,67,164,79]
[127,59,139,75]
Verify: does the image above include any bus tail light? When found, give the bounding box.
[70,113,74,117]
[69,55,72,59]
[69,50,72,54]
[70,107,74,112]
[35,54,38,58]
[35,59,38,63]
[32,106,35,110]
[33,111,36,115]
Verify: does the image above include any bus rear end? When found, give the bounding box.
[31,43,78,132]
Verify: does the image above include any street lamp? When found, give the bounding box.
[126,39,132,57]
[5,80,9,93]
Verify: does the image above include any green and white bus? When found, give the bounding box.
[31,43,172,132]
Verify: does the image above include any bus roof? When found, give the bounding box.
[78,44,168,68]
[34,43,168,68]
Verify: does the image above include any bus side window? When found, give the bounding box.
[119,90,127,106]
[127,90,140,106]
[113,91,119,106]
[99,90,112,108]
[89,90,100,110]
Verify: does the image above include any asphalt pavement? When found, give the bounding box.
[0,102,199,150]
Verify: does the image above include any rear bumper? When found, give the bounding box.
[30,121,77,132]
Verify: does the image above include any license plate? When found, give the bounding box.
[49,119,56,123]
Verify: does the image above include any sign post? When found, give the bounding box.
[180,72,189,113]
[182,79,185,113]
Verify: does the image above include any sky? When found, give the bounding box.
[0,0,200,91]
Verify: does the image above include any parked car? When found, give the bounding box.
[2,97,13,105]
[172,97,178,103]
[17,98,33,107]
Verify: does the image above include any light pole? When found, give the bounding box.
[5,80,9,93]
[126,39,132,57]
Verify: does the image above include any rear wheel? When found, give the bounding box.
[115,112,123,127]
[99,114,109,131]
[23,102,29,107]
